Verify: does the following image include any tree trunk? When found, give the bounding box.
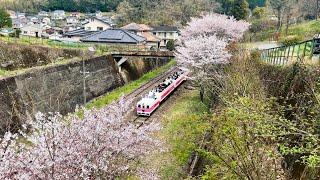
[285,11,290,36]
[277,8,282,31]
[317,0,319,20]
[200,85,204,103]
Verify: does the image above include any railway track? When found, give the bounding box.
[125,66,179,128]
[125,66,178,100]
[131,116,150,128]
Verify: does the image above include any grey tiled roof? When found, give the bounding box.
[81,29,146,44]
[64,29,96,37]
[152,26,179,32]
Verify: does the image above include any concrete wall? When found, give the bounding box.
[0,55,170,134]
[0,55,122,133]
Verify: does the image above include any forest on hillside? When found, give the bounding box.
[0,0,265,13]
[0,0,265,26]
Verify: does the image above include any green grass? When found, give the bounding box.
[0,36,92,50]
[0,35,150,53]
[159,90,210,179]
[280,20,320,39]
[0,68,28,78]
[85,60,176,109]
[252,20,320,42]
[0,69,8,77]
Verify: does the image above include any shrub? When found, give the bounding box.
[166,39,175,51]
[252,7,266,19]
[9,29,21,38]
[279,35,303,46]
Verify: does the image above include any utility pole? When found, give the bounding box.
[82,56,86,105]
[317,0,320,20]
[82,47,96,105]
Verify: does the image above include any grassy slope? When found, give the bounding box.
[86,60,176,109]
[252,20,320,42]
[157,90,209,179]
[280,20,320,39]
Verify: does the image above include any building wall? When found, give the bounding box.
[154,31,179,47]
[84,19,111,31]
[21,29,42,37]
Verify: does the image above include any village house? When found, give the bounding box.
[38,11,49,17]
[122,23,160,49]
[28,16,40,24]
[84,17,112,31]
[52,10,66,20]
[70,12,81,19]
[42,17,51,25]
[17,12,26,19]
[21,24,44,38]
[12,18,26,29]
[152,26,179,48]
[95,11,103,18]
[66,16,79,25]
[81,29,146,46]
[63,28,96,42]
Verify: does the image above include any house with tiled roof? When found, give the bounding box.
[122,23,160,49]
[63,28,97,42]
[80,29,146,45]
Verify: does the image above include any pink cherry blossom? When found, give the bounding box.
[0,100,162,179]
[180,13,251,41]
[176,35,231,67]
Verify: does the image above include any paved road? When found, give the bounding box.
[248,41,279,50]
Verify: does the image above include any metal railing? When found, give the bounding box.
[260,39,318,66]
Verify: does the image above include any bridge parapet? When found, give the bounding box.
[110,51,175,58]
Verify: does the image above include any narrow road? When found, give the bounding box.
[248,41,279,50]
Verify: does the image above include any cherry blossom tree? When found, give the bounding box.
[176,13,250,104]
[0,100,162,179]
[180,13,251,41]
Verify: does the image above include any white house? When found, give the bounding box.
[84,17,111,31]
[52,10,66,20]
[12,18,26,29]
[21,24,44,37]
[42,17,51,25]
[95,11,103,18]
[17,12,26,19]
[38,11,49,17]
[152,26,179,48]
[66,16,79,24]
[29,16,40,24]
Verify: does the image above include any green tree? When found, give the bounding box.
[116,0,135,26]
[268,0,287,30]
[0,9,12,28]
[218,0,250,20]
[231,0,250,20]
[166,39,175,51]
[252,6,266,18]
